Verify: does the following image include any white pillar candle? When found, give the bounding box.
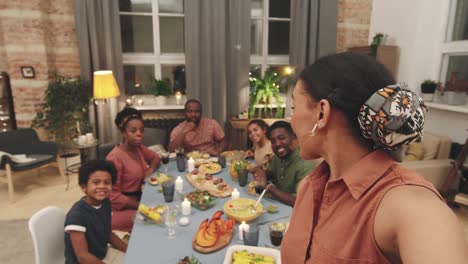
[187,157,195,173]
[85,133,94,144]
[231,188,240,200]
[182,198,191,216]
[238,221,249,240]
[175,176,184,193]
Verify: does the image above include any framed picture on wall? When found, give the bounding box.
[21,66,35,78]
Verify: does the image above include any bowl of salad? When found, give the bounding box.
[184,190,217,210]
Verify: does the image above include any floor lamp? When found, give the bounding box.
[93,71,120,144]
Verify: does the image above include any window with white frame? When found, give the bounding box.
[440,0,468,93]
[119,0,185,95]
[250,0,291,93]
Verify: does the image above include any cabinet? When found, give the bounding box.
[0,72,16,132]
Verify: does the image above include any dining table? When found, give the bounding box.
[124,158,292,263]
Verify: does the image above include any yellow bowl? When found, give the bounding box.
[223,198,263,223]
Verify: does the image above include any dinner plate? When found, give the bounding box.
[222,245,281,264]
[198,163,222,174]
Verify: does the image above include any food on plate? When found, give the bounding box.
[185,190,217,210]
[266,205,278,214]
[198,163,222,174]
[148,173,172,185]
[232,250,275,264]
[186,170,234,198]
[187,151,210,160]
[177,255,202,264]
[223,198,263,223]
[193,157,218,168]
[138,204,169,223]
[194,210,235,248]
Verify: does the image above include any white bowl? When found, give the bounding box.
[222,245,281,264]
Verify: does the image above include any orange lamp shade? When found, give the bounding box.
[93,70,120,99]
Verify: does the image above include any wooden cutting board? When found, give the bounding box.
[192,229,234,254]
[185,173,233,198]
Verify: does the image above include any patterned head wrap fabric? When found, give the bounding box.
[358,83,427,151]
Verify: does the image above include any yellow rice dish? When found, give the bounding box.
[232,250,275,264]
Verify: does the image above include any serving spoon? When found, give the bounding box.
[252,188,267,213]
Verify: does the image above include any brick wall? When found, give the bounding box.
[0,0,372,128]
[337,0,373,52]
[0,0,80,127]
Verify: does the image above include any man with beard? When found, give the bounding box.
[251,121,316,206]
[168,99,226,155]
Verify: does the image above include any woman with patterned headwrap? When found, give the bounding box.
[106,107,161,231]
[282,52,468,263]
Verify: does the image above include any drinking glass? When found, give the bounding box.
[269,222,286,247]
[217,155,226,168]
[162,180,175,202]
[242,224,260,246]
[254,178,267,195]
[164,206,178,238]
[161,152,170,172]
[176,154,186,172]
[237,169,248,187]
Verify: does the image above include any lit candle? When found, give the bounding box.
[231,188,240,200]
[175,176,184,193]
[239,221,249,240]
[175,91,182,105]
[137,99,144,106]
[182,198,191,216]
[187,157,195,173]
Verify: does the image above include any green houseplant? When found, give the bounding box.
[420,79,438,102]
[249,71,285,118]
[150,79,172,105]
[32,74,92,144]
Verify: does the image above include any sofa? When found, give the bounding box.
[400,132,453,191]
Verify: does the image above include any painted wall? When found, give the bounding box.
[369,0,468,144]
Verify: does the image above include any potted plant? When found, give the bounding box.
[249,71,285,119]
[420,79,438,101]
[150,78,172,105]
[32,73,92,144]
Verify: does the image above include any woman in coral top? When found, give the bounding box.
[106,108,161,231]
[283,52,468,263]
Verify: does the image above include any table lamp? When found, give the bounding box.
[93,70,120,104]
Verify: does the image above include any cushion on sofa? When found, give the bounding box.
[404,142,425,161]
[421,133,440,160]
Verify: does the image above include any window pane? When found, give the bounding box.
[445,55,468,82]
[270,0,290,18]
[266,65,293,93]
[268,21,289,54]
[119,0,152,13]
[251,19,262,55]
[123,65,155,95]
[158,0,183,13]
[160,17,184,53]
[120,15,154,53]
[162,65,186,94]
[451,0,468,41]
[251,0,263,17]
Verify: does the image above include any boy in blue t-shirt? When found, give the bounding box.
[64,160,127,263]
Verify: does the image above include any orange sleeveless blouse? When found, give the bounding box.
[281,150,442,263]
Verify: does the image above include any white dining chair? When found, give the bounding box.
[28,206,66,264]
